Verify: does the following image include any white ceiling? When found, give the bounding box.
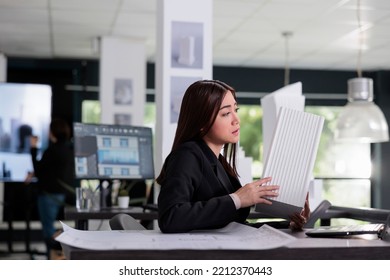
[0,0,390,71]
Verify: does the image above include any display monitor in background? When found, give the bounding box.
[0,83,52,182]
[73,122,155,180]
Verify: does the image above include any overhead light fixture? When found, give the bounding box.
[335,77,388,142]
[282,31,293,86]
[334,0,389,143]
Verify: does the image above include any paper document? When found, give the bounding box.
[255,107,324,219]
[56,222,296,250]
[261,82,305,160]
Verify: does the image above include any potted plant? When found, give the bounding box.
[117,188,130,208]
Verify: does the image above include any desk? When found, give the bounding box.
[64,206,158,230]
[61,230,390,260]
[64,206,270,230]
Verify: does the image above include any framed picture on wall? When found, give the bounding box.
[171,21,204,69]
[170,76,201,124]
[114,78,133,105]
[114,113,132,125]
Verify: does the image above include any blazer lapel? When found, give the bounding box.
[215,160,235,194]
[195,140,235,194]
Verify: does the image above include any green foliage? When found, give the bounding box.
[118,188,129,197]
[82,101,101,124]
[238,105,263,163]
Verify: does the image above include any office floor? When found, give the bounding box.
[0,241,48,260]
[0,219,111,260]
[0,220,71,260]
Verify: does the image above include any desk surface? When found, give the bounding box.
[61,230,390,260]
[64,206,158,221]
[64,206,158,230]
[64,206,266,220]
[64,206,268,230]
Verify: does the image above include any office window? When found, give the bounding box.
[237,104,371,210]
[82,100,101,124]
[305,106,371,209]
[236,105,263,178]
[81,100,371,209]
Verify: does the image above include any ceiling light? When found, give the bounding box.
[334,0,389,143]
[334,77,388,143]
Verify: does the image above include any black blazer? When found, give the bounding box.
[158,140,250,233]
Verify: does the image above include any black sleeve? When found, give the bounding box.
[30,146,55,179]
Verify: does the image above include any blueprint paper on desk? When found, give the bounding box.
[56,222,296,250]
[255,106,324,220]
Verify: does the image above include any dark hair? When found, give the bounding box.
[50,118,70,142]
[156,79,239,184]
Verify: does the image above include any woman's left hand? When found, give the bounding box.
[289,193,310,231]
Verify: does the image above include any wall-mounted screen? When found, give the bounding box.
[73,122,155,180]
[0,83,52,182]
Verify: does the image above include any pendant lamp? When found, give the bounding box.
[334,0,389,143]
[334,77,389,143]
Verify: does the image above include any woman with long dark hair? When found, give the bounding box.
[157,80,309,233]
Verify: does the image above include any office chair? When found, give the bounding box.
[109,213,147,230]
[110,180,158,230]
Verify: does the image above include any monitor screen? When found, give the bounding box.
[0,83,52,182]
[73,122,155,180]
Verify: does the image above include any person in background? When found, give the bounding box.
[156,80,310,233]
[26,118,74,259]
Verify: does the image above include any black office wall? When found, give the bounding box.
[6,57,390,210]
[372,71,390,210]
[213,66,356,93]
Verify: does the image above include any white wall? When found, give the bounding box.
[99,37,146,126]
[0,53,7,82]
[155,0,213,178]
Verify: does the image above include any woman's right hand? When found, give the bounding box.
[234,177,279,208]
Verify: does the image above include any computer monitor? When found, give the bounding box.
[73,122,155,180]
[0,82,52,182]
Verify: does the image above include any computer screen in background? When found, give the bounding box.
[73,122,155,180]
[0,83,52,182]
